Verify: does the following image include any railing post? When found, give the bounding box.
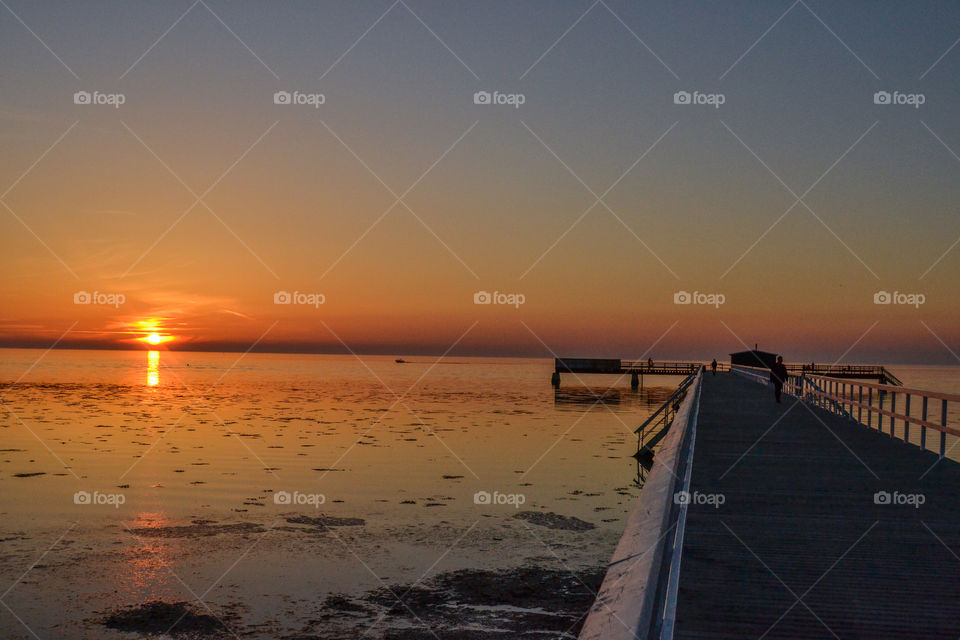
[889,392,896,437]
[877,391,884,432]
[921,396,928,452]
[857,385,863,424]
[868,388,873,428]
[941,399,947,459]
[904,394,910,444]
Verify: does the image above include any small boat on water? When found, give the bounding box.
[395,358,406,363]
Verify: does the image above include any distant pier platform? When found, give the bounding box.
[552,357,902,387]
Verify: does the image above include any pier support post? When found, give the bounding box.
[631,371,640,390]
[551,371,560,387]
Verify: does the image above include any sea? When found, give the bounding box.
[1,348,957,638]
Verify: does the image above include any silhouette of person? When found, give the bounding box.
[648,357,653,367]
[711,359,717,376]
[770,356,788,404]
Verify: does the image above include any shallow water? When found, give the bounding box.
[0,349,674,639]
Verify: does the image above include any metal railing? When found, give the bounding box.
[801,375,960,459]
[785,363,902,385]
[730,363,771,385]
[635,367,702,453]
[622,360,717,372]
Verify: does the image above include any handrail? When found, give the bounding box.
[622,360,708,369]
[801,374,956,458]
[730,364,805,397]
[729,363,767,381]
[803,375,852,419]
[634,368,700,435]
[579,369,703,640]
[654,371,703,640]
[787,363,902,385]
[786,364,886,373]
[729,364,774,385]
[811,375,960,402]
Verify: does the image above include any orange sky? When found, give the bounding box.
[1,2,959,363]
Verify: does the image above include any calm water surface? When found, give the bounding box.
[0,349,677,638]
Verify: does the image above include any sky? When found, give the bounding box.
[1,0,959,363]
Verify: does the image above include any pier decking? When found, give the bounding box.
[581,371,960,639]
[677,373,960,638]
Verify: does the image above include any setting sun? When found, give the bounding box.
[140,332,173,346]
[133,319,174,347]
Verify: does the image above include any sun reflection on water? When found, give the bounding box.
[116,512,178,604]
[147,350,159,386]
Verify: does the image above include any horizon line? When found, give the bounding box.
[0,342,955,367]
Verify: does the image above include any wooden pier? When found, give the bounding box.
[785,362,902,385]
[552,358,709,389]
[580,368,960,639]
[552,358,901,387]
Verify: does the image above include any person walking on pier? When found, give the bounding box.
[770,356,788,403]
[710,359,717,376]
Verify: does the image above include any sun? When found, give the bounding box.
[140,332,173,346]
[133,319,174,346]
